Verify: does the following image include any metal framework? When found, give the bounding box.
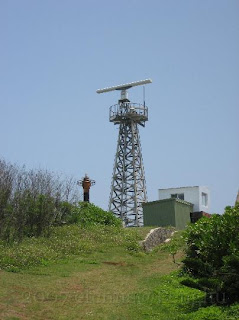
[97,79,152,227]
[109,102,148,226]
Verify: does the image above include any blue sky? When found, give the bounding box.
[0,0,238,214]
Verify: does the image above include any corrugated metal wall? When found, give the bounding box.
[175,201,193,229]
[143,198,193,229]
[143,199,175,227]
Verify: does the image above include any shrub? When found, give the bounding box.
[182,203,239,305]
[67,202,122,227]
[0,158,121,243]
[0,158,80,242]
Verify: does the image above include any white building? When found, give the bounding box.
[158,186,210,213]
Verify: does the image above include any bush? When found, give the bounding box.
[0,158,121,243]
[182,203,239,305]
[67,202,122,227]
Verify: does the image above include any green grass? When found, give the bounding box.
[0,225,152,272]
[0,225,238,320]
[128,272,239,320]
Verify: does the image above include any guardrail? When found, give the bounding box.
[109,103,148,123]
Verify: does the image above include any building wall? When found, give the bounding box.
[175,201,193,229]
[198,186,210,213]
[143,199,175,227]
[158,186,210,213]
[190,211,211,223]
[143,198,193,229]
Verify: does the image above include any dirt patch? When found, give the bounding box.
[60,283,84,294]
[10,285,29,291]
[0,305,28,320]
[103,261,134,267]
[143,251,184,275]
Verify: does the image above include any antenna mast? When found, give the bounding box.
[97,79,152,227]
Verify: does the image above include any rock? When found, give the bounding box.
[141,227,175,252]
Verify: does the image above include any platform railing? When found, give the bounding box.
[109,102,148,123]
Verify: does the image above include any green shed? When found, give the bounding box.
[143,198,193,229]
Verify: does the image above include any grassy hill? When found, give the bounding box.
[0,225,239,320]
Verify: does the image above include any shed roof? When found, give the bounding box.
[143,198,193,207]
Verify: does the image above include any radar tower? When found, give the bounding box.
[97,79,152,227]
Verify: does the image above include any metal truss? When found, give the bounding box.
[108,102,147,227]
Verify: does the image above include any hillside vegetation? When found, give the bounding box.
[0,158,239,319]
[1,223,239,320]
[0,159,123,243]
[0,158,81,242]
[182,203,239,305]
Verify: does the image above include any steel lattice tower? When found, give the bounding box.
[97,79,152,227]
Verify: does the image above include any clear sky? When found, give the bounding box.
[1,0,238,214]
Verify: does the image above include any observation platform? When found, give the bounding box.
[109,102,148,125]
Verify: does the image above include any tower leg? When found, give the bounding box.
[109,121,147,227]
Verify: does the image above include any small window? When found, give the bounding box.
[202,193,208,206]
[171,193,184,200]
[178,193,184,200]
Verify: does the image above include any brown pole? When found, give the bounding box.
[78,174,95,202]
